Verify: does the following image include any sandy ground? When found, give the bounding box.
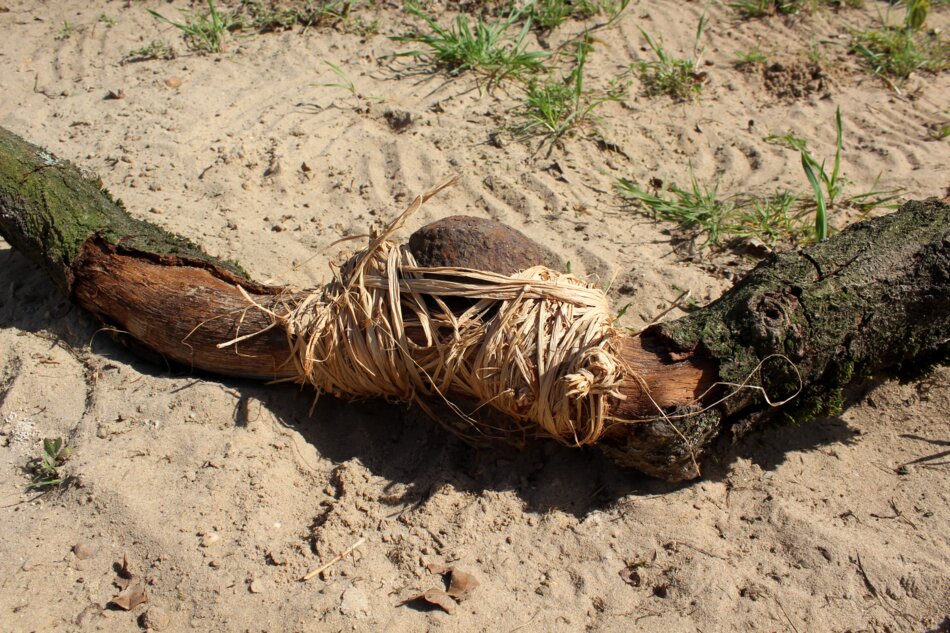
[1,1,948,631]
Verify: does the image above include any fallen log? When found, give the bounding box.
[1,126,947,480]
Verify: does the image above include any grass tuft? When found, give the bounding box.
[927,118,950,140]
[56,20,77,41]
[148,0,237,54]
[729,0,862,19]
[394,3,550,88]
[523,0,576,31]
[317,60,385,107]
[735,45,770,68]
[635,15,708,101]
[850,0,948,82]
[617,172,815,249]
[617,107,901,251]
[123,40,176,64]
[520,0,627,31]
[515,37,629,143]
[233,0,376,35]
[26,438,72,491]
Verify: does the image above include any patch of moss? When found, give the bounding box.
[0,128,250,289]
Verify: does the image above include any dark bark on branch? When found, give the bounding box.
[1,127,947,480]
[602,199,950,478]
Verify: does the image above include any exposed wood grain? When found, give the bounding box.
[72,237,297,380]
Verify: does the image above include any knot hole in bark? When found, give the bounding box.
[746,291,806,360]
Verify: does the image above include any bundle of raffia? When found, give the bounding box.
[253,178,628,447]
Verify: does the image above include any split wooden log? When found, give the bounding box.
[1,127,947,480]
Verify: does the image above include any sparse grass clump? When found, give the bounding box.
[850,1,949,81]
[317,60,385,107]
[617,107,900,251]
[852,28,949,78]
[233,0,376,35]
[148,0,237,53]
[56,20,76,41]
[928,119,950,140]
[520,0,626,31]
[522,0,576,30]
[123,39,176,63]
[515,38,629,142]
[635,16,708,101]
[236,0,348,31]
[395,4,550,87]
[26,438,72,491]
[729,0,862,19]
[617,172,815,248]
[735,46,770,68]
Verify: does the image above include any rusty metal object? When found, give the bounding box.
[408,215,564,275]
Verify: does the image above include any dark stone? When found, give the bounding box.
[408,215,564,275]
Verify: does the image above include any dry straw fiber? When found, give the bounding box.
[278,178,626,446]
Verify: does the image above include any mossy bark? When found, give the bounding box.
[0,127,293,379]
[0,127,248,292]
[602,199,950,479]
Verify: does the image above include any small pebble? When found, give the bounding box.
[73,542,98,560]
[142,606,170,631]
[266,550,287,566]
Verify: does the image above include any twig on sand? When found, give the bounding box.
[774,596,801,633]
[300,537,366,581]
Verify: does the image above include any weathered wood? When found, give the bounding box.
[71,237,296,379]
[2,126,947,480]
[0,127,249,291]
[0,126,294,379]
[602,198,950,479]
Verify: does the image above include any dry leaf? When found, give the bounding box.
[408,589,456,614]
[109,578,148,610]
[405,564,479,613]
[424,561,449,575]
[423,563,479,601]
[446,568,479,601]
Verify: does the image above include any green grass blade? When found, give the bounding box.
[147,9,187,31]
[802,153,827,241]
[830,105,843,201]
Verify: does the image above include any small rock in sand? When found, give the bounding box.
[141,606,170,631]
[72,542,98,560]
[249,578,267,594]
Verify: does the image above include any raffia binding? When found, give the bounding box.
[278,177,626,447]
